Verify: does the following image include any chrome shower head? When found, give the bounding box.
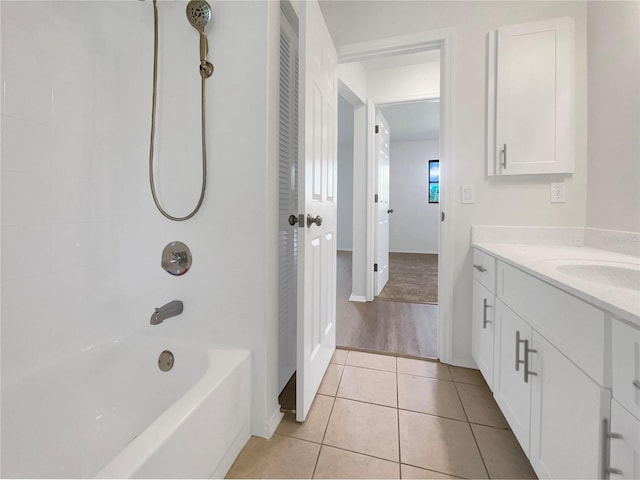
[186,0,212,33]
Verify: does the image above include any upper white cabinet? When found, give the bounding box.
[487,17,575,175]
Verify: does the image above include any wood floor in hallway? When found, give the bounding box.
[336,251,438,359]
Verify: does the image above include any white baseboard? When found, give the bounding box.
[349,294,367,303]
[265,406,284,438]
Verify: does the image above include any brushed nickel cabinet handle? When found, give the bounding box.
[473,264,487,273]
[632,379,640,389]
[523,340,537,383]
[501,143,507,169]
[482,298,492,329]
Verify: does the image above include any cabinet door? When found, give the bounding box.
[612,320,640,420]
[610,399,640,479]
[472,280,495,389]
[529,331,603,479]
[493,299,532,453]
[493,17,574,175]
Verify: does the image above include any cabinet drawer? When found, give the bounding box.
[497,261,605,384]
[610,399,640,479]
[612,320,640,420]
[473,249,496,292]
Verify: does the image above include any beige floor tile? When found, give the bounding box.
[346,350,397,372]
[332,349,349,365]
[456,382,509,428]
[276,394,334,443]
[324,397,399,462]
[313,446,400,479]
[337,365,397,407]
[318,363,344,396]
[397,357,452,380]
[225,434,320,479]
[401,464,463,479]
[471,424,537,479]
[449,366,486,386]
[398,374,466,421]
[399,410,488,479]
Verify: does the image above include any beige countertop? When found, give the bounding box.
[473,242,640,325]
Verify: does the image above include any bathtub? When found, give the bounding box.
[1,332,251,478]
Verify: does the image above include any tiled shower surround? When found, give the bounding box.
[1,0,280,438]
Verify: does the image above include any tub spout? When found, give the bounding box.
[150,300,183,325]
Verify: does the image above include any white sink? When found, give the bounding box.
[542,260,640,291]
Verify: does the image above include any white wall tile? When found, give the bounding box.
[1,115,52,174]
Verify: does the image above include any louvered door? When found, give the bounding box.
[278,13,299,392]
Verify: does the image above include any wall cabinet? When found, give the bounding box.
[487,17,575,175]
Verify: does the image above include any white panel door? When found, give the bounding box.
[374,111,390,296]
[296,0,337,422]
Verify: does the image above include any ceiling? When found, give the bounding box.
[379,100,440,142]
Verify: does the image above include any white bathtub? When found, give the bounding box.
[1,332,251,478]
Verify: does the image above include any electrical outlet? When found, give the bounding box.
[550,182,566,203]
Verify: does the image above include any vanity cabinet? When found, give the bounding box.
[487,17,575,176]
[472,247,609,479]
[608,320,640,479]
[609,399,640,479]
[472,249,497,388]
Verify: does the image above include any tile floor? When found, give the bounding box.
[226,349,537,479]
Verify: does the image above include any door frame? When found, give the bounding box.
[337,28,454,364]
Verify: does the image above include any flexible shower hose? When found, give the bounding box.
[148,0,207,221]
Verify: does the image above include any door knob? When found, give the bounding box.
[288,214,298,226]
[306,214,322,227]
[387,209,394,214]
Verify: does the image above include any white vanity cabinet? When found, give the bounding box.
[472,247,610,479]
[487,16,575,176]
[472,249,497,388]
[608,320,640,479]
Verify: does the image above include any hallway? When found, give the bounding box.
[336,251,438,358]
[227,349,536,479]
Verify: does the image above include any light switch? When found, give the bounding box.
[461,184,475,204]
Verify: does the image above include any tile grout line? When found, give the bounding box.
[311,350,348,479]
[395,355,403,479]
[453,380,491,479]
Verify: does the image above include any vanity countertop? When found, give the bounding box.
[473,242,640,325]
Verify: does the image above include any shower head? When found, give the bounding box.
[186,0,212,33]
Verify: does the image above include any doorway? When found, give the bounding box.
[335,50,443,359]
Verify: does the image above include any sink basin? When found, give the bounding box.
[545,261,640,291]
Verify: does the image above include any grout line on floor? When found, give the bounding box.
[468,422,491,479]
[396,359,403,478]
[400,462,468,480]
[319,441,401,466]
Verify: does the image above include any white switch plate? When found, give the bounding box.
[550,182,566,203]
[461,184,475,204]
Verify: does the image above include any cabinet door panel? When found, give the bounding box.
[472,280,495,389]
[530,332,603,479]
[492,16,574,175]
[612,320,640,420]
[610,399,640,479]
[494,299,531,453]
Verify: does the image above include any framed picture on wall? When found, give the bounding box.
[429,160,440,203]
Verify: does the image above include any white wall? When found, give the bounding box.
[337,99,354,251]
[1,0,280,439]
[367,61,440,100]
[320,0,589,367]
[389,140,440,254]
[586,1,640,233]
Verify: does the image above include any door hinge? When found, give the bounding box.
[374,194,379,203]
[374,263,378,272]
[375,124,379,134]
